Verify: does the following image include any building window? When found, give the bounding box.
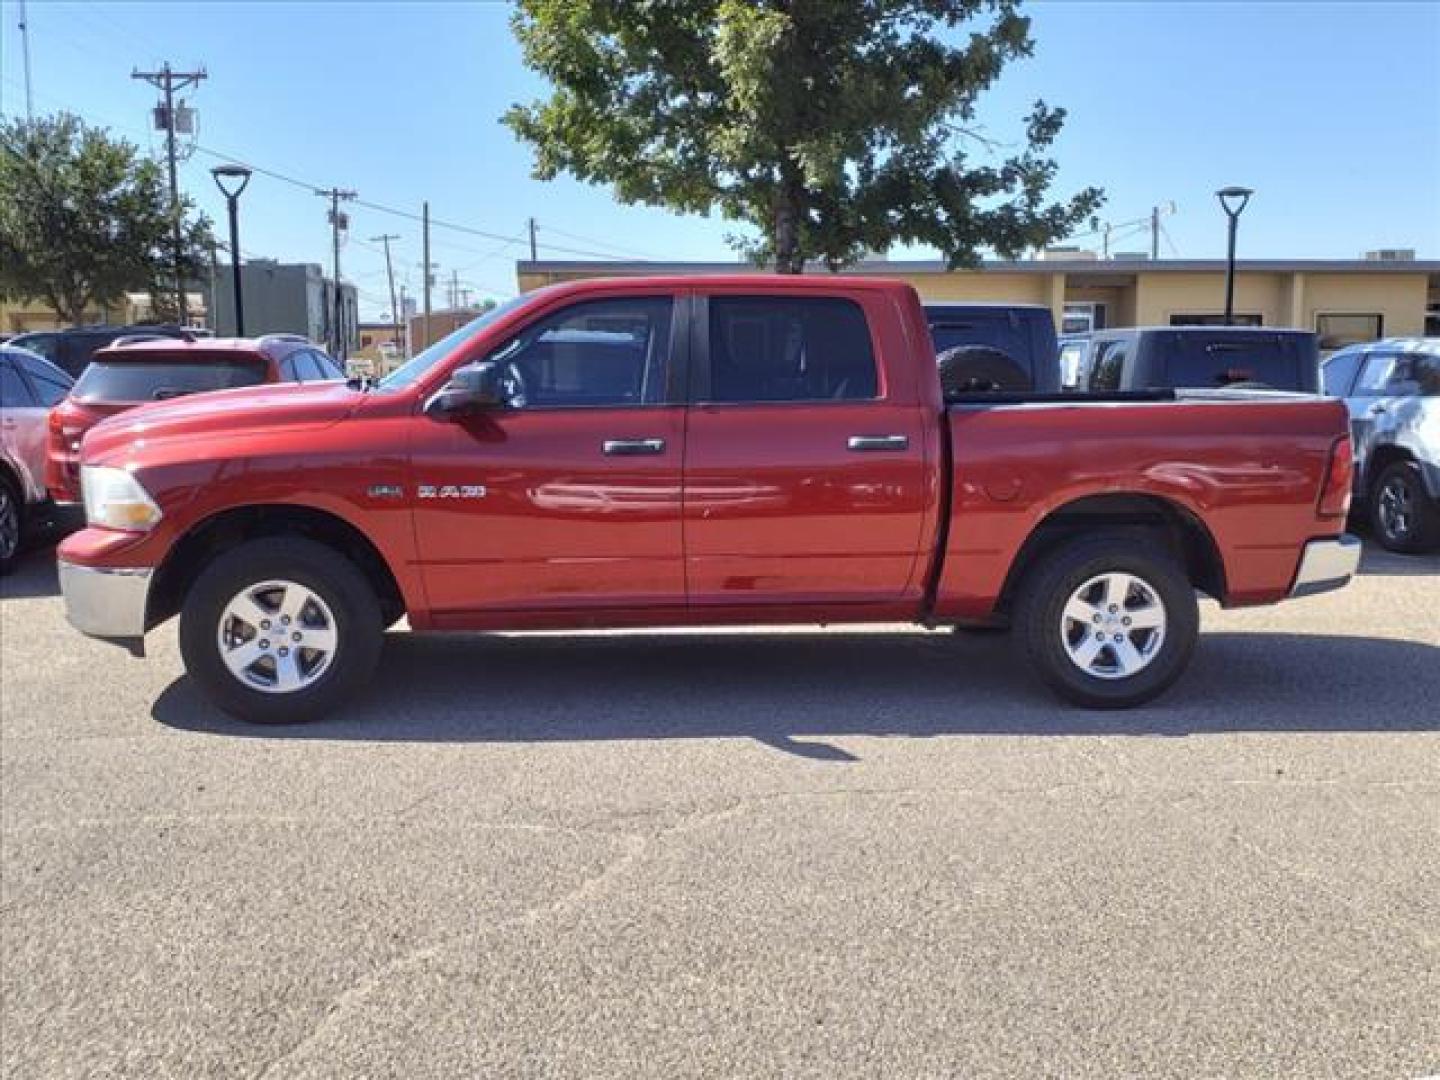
[1169,313,1263,327]
[1063,302,1106,334]
[1315,313,1382,352]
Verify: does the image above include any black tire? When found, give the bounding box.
[0,474,23,577]
[1368,460,1440,554]
[1015,532,1199,709]
[179,536,383,723]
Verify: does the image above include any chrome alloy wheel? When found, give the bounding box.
[0,486,17,561]
[216,579,338,694]
[1060,571,1167,680]
[1378,475,1414,542]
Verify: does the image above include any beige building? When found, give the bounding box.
[517,258,1440,349]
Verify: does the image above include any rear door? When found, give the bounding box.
[1349,349,1405,486]
[683,289,931,606]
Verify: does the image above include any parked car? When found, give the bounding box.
[1320,337,1440,552]
[1079,327,1321,393]
[56,276,1357,722]
[8,324,200,379]
[46,335,344,504]
[0,346,74,573]
[924,303,1060,392]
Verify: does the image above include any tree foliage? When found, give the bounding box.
[505,0,1102,272]
[0,113,212,323]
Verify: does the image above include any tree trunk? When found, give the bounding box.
[772,161,806,274]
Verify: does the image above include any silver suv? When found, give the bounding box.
[1321,338,1440,553]
[1,346,74,573]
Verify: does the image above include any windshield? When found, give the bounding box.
[377,293,541,391]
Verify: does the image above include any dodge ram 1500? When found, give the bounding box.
[57,276,1360,722]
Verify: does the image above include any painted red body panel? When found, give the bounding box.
[57,275,1350,636]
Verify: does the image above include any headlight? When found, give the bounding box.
[81,466,163,532]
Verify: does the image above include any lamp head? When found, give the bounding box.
[1215,186,1254,218]
[211,163,253,200]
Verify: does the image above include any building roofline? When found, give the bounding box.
[517,257,1440,276]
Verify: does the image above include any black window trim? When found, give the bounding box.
[688,293,885,407]
[477,292,689,412]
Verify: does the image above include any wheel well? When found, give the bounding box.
[0,460,20,496]
[996,493,1227,612]
[149,504,406,627]
[1362,444,1414,498]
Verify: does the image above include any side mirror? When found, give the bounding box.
[424,362,509,419]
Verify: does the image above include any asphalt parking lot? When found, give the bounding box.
[2,539,1437,1079]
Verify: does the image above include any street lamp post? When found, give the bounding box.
[210,164,253,335]
[1215,186,1254,326]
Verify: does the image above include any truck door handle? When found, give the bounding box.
[847,434,909,452]
[603,438,666,456]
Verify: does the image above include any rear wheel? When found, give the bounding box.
[1015,533,1198,708]
[0,477,23,576]
[179,536,383,723]
[1369,460,1440,553]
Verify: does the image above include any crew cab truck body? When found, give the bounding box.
[57,276,1360,722]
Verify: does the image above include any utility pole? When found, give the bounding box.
[450,269,460,310]
[1151,206,1160,261]
[17,0,33,119]
[528,216,537,261]
[132,63,207,324]
[1102,222,1111,260]
[422,201,433,350]
[371,233,401,361]
[316,187,357,359]
[398,284,411,358]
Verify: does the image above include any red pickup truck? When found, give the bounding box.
[57,276,1359,722]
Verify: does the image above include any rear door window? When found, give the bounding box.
[1087,341,1129,391]
[704,296,877,402]
[928,312,1031,371]
[1,362,35,408]
[73,358,268,402]
[1163,333,1300,389]
[14,354,72,405]
[1320,349,1364,396]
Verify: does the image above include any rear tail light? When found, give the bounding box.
[1318,434,1353,519]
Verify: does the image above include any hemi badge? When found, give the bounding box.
[368,484,404,499]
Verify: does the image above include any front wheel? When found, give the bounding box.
[179,536,383,723]
[1015,534,1199,709]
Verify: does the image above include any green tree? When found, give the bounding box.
[505,0,1102,272]
[0,113,212,323]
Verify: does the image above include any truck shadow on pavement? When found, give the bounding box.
[152,629,1440,756]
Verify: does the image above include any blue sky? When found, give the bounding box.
[2,0,1437,320]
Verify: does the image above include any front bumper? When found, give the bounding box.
[58,559,152,652]
[1289,534,1362,599]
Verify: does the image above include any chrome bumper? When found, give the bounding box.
[1289,535,1362,599]
[58,560,152,648]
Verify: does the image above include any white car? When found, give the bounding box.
[0,346,73,573]
[1321,337,1440,552]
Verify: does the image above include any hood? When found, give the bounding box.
[82,380,362,463]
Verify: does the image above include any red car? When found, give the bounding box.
[46,335,343,503]
[56,276,1358,722]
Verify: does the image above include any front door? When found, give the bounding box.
[409,293,687,621]
[682,291,932,607]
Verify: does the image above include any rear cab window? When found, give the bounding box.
[73,352,268,403]
[703,296,878,402]
[1161,333,1305,390]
